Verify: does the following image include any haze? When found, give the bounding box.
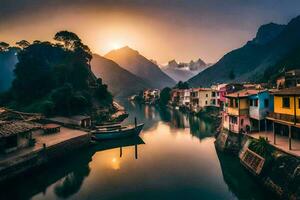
[1,0,300,64]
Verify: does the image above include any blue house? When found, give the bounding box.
[248,90,274,132]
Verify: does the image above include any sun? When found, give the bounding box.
[111,42,122,50]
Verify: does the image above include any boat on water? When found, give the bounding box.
[91,123,144,140]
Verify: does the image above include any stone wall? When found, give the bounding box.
[215,130,300,199]
[0,133,91,182]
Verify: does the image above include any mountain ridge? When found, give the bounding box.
[188,15,300,86]
[105,46,176,88]
[91,54,151,98]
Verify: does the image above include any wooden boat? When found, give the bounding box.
[91,123,144,140]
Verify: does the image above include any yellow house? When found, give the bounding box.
[267,87,300,150]
[269,87,300,124]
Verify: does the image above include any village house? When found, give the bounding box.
[182,89,191,107]
[276,69,300,89]
[223,90,252,134]
[266,87,300,149]
[248,90,274,132]
[210,88,220,107]
[0,121,42,153]
[190,88,212,112]
[170,89,191,108]
[215,83,244,111]
[143,89,160,104]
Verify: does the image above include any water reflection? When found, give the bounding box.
[0,136,145,200]
[125,101,215,141]
[0,102,272,200]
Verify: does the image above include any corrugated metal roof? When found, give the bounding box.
[0,121,41,138]
[273,87,300,95]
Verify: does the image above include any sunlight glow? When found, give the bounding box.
[111,42,122,50]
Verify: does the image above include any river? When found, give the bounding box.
[0,101,274,200]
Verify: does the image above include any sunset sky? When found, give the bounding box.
[1,0,300,64]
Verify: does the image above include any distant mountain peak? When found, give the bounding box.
[104,46,175,88]
[107,46,139,56]
[252,22,285,45]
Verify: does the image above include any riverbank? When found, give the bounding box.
[0,126,91,182]
[215,130,300,199]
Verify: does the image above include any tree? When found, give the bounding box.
[54,31,81,50]
[16,40,30,49]
[229,69,236,80]
[174,81,189,89]
[159,87,171,107]
[0,42,9,51]
[6,30,112,116]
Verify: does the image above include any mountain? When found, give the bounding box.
[189,15,300,87]
[0,48,18,92]
[162,58,209,82]
[91,54,151,98]
[105,46,176,88]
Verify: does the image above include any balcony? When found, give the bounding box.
[267,112,300,124]
[226,107,249,116]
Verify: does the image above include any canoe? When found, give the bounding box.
[91,123,144,140]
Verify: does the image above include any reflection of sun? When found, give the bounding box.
[111,157,120,170]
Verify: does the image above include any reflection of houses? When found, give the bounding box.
[0,121,41,153]
[266,87,300,150]
[276,69,300,89]
[48,116,92,128]
[143,89,160,104]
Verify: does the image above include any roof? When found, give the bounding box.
[43,124,61,129]
[0,108,43,121]
[48,115,91,125]
[273,87,300,96]
[71,115,91,121]
[225,89,268,98]
[0,121,41,138]
[191,88,211,92]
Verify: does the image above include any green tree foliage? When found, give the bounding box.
[249,137,274,159]
[174,81,189,89]
[6,31,112,115]
[16,40,30,49]
[159,87,171,107]
[0,42,9,51]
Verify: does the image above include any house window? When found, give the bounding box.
[205,100,208,105]
[264,99,269,108]
[250,99,253,106]
[206,94,208,97]
[230,116,238,124]
[235,99,239,108]
[241,119,244,126]
[254,99,258,107]
[282,97,290,108]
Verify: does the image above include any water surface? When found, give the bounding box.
[1,102,273,200]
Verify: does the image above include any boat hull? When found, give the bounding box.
[92,124,144,140]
